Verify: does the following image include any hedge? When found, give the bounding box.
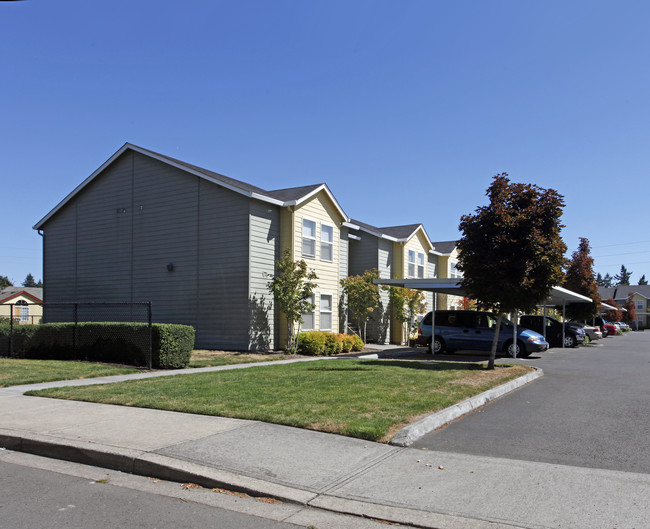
[297,331,364,356]
[0,322,194,369]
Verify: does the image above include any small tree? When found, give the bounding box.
[340,269,381,343]
[622,293,637,324]
[267,250,318,354]
[614,265,632,286]
[603,298,622,322]
[0,276,12,289]
[639,274,647,285]
[459,297,476,310]
[457,174,567,369]
[389,286,426,343]
[23,273,38,288]
[563,238,601,321]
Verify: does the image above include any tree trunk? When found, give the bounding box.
[488,312,504,370]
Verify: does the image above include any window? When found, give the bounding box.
[320,294,333,331]
[636,300,644,311]
[15,300,29,322]
[302,218,316,258]
[408,250,416,277]
[302,295,315,331]
[321,224,334,262]
[417,252,425,278]
[450,262,462,279]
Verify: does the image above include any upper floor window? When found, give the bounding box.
[302,218,316,258]
[450,262,462,279]
[408,250,416,277]
[321,224,334,262]
[636,300,644,310]
[417,252,425,278]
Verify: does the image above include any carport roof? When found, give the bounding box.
[373,278,593,304]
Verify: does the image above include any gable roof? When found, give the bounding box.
[349,219,434,251]
[34,143,349,229]
[598,285,650,301]
[429,240,458,256]
[0,287,43,304]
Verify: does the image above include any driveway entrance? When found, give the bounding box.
[411,332,650,474]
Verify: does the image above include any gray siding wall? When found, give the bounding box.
[42,150,254,350]
[374,238,393,343]
[248,201,280,350]
[348,233,378,276]
[339,228,349,332]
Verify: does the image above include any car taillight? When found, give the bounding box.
[418,328,422,335]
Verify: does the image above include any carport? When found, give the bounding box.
[374,278,593,353]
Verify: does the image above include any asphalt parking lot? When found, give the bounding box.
[410,331,650,474]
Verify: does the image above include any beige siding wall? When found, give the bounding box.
[0,294,43,324]
[279,191,343,345]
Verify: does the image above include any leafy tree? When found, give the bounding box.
[389,286,427,343]
[457,173,567,369]
[459,297,476,310]
[0,276,12,289]
[603,298,622,322]
[622,293,637,324]
[267,250,318,354]
[600,273,614,287]
[562,238,601,321]
[614,265,632,286]
[639,274,647,285]
[23,273,38,287]
[340,269,381,343]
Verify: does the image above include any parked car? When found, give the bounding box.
[577,324,603,342]
[604,322,618,335]
[518,315,585,348]
[592,317,610,337]
[416,310,549,358]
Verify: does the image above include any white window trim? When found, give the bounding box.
[417,252,425,279]
[320,222,335,263]
[319,292,333,331]
[301,216,317,259]
[407,249,416,278]
[302,294,315,331]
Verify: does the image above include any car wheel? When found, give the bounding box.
[563,334,576,348]
[504,340,529,358]
[433,336,446,354]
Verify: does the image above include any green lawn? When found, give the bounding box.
[0,358,140,387]
[27,359,532,442]
[189,350,291,368]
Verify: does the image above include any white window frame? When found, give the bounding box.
[302,217,317,259]
[320,293,333,331]
[450,261,462,279]
[408,250,416,278]
[16,300,29,322]
[636,300,644,311]
[320,223,334,263]
[417,252,425,279]
[302,294,315,331]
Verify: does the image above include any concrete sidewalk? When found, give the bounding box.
[1,357,648,529]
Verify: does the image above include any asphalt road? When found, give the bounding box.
[411,331,650,474]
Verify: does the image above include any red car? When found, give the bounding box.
[604,322,618,335]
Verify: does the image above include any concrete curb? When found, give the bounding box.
[389,368,544,447]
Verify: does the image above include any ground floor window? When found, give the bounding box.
[320,294,332,331]
[15,300,29,322]
[302,295,315,331]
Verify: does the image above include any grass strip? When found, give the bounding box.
[189,350,291,368]
[27,359,532,442]
[0,358,140,387]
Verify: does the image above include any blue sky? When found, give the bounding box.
[2,0,649,286]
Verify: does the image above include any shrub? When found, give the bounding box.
[323,332,343,355]
[0,322,194,369]
[297,331,327,355]
[350,334,365,351]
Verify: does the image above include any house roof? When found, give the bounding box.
[429,240,458,256]
[0,287,43,304]
[34,143,349,229]
[598,285,650,301]
[349,219,434,249]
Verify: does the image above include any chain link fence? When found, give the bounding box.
[1,302,153,369]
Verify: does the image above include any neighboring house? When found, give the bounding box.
[348,220,438,344]
[33,143,350,350]
[598,285,650,329]
[0,287,43,324]
[429,241,464,310]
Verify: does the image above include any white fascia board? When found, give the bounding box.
[33,143,286,230]
[355,224,401,242]
[348,234,361,241]
[287,184,349,222]
[413,225,435,252]
[342,221,360,229]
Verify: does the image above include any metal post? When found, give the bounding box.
[543,304,547,341]
[562,300,566,348]
[9,304,14,356]
[73,303,78,351]
[513,309,518,358]
[148,302,153,370]
[430,293,437,354]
